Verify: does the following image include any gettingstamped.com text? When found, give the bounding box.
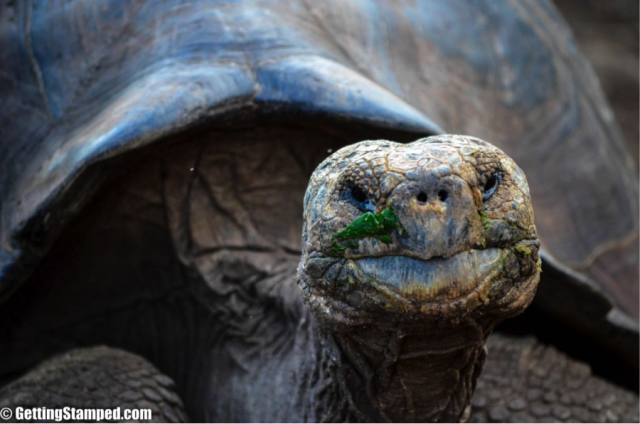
[1,406,152,422]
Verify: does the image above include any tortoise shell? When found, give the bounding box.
[0,0,636,364]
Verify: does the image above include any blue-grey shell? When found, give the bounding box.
[0,1,637,356]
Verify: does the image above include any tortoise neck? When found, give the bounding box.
[321,321,494,422]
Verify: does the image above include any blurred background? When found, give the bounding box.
[554,0,639,164]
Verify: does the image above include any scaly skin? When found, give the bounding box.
[297,135,541,422]
[0,130,637,422]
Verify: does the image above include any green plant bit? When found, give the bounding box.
[536,259,543,273]
[479,209,491,230]
[334,207,405,240]
[515,244,532,257]
[330,239,359,256]
[329,206,406,256]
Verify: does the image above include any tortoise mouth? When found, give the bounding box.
[352,248,505,301]
[304,245,527,302]
[301,242,540,326]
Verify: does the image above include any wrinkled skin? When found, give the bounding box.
[0,130,637,422]
[298,135,540,421]
[0,0,638,421]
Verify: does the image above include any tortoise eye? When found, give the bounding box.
[482,172,500,202]
[350,185,367,203]
[341,184,375,213]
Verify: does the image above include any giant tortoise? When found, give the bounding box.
[0,0,637,422]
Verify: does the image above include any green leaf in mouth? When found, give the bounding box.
[329,206,406,256]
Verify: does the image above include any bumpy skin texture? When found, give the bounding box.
[0,347,187,423]
[470,335,640,423]
[0,128,352,423]
[0,0,636,322]
[0,8,636,409]
[0,131,636,422]
[301,136,539,317]
[298,135,541,421]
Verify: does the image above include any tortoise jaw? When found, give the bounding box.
[300,240,540,327]
[353,248,505,302]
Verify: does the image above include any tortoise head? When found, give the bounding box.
[297,135,541,421]
[299,134,540,325]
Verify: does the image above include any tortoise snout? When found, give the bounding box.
[385,172,485,257]
[414,187,450,205]
[389,171,456,212]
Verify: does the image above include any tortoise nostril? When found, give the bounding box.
[416,192,427,203]
[438,190,448,202]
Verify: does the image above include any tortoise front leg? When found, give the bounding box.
[0,347,187,423]
[469,335,639,423]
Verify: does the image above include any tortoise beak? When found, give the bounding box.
[353,248,505,301]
